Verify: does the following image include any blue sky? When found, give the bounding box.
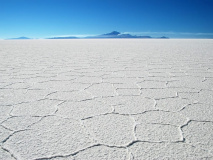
[1,0,213,39]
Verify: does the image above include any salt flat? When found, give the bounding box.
[0,39,213,159]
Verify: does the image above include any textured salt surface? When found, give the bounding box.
[0,39,213,159]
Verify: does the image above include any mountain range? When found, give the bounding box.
[49,31,168,39]
[6,31,169,40]
[84,31,153,39]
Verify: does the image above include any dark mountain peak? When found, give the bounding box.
[103,31,120,36]
[160,36,169,39]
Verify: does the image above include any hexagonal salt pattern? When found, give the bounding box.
[0,39,213,159]
[129,142,212,159]
[182,121,213,150]
[3,116,94,159]
[87,83,117,97]
[74,146,128,160]
[180,104,213,121]
[56,100,112,120]
[2,116,41,131]
[135,123,181,142]
[10,99,62,116]
[83,114,135,146]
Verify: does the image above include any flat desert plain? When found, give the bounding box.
[0,39,213,159]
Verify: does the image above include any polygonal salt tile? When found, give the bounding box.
[143,76,177,82]
[186,71,213,78]
[174,87,200,93]
[129,142,211,159]
[11,99,61,116]
[141,88,177,99]
[86,83,116,97]
[182,121,213,150]
[0,88,51,106]
[135,123,181,142]
[113,70,149,78]
[103,77,138,84]
[47,90,94,101]
[167,77,210,90]
[22,89,52,102]
[134,111,186,126]
[47,75,76,82]
[74,76,102,84]
[56,100,112,119]
[74,146,127,160]
[11,74,38,80]
[178,92,199,102]
[0,89,27,106]
[3,116,94,160]
[196,90,213,104]
[148,72,172,77]
[23,76,54,84]
[3,82,31,89]
[83,114,135,146]
[170,71,187,77]
[102,77,127,83]
[178,90,213,105]
[156,97,192,112]
[80,71,106,78]
[0,105,13,123]
[13,70,40,75]
[116,88,141,96]
[113,97,155,114]
[180,104,213,121]
[2,116,41,131]
[32,81,90,91]
[137,80,166,89]
[0,126,12,142]
[101,72,124,78]
[113,83,139,89]
[0,147,16,160]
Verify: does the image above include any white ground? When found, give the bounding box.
[0,39,213,160]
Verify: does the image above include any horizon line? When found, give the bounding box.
[1,31,213,39]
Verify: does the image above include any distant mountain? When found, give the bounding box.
[8,37,31,40]
[46,31,169,39]
[103,31,120,36]
[85,31,153,39]
[117,34,151,38]
[159,36,169,39]
[47,36,78,39]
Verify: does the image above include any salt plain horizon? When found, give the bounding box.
[0,39,213,159]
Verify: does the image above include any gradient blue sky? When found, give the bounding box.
[1,0,213,39]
